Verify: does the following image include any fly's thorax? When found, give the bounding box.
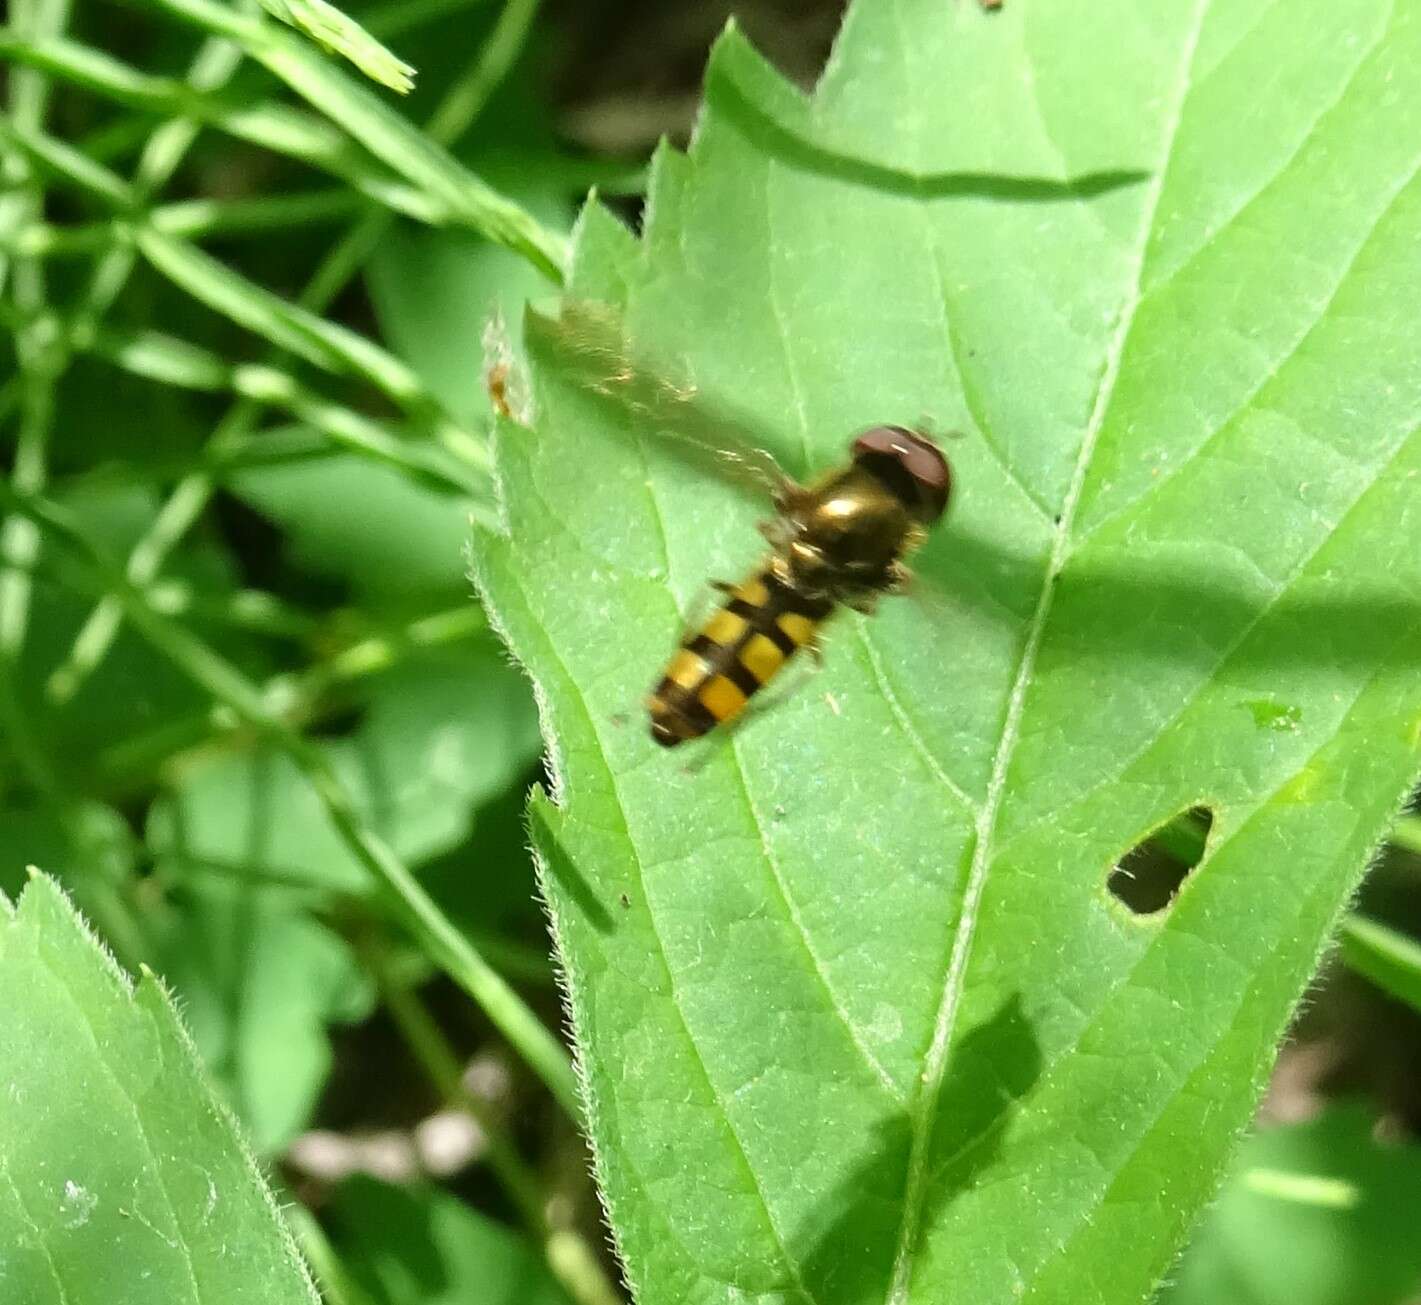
[784,464,916,592]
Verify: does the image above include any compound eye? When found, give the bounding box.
[851,426,952,521]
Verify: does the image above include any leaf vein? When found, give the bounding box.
[929,235,1058,523]
[34,949,205,1304]
[728,741,909,1102]
[1016,679,1418,1297]
[1011,414,1421,854]
[851,617,980,818]
[1141,0,1389,297]
[883,2,1214,1299]
[1076,138,1421,550]
[0,1147,73,1305]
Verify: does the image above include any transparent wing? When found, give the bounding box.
[525,299,800,501]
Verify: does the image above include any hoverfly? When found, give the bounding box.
[523,304,954,749]
[648,426,951,746]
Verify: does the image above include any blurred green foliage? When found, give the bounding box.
[1,0,1419,1303]
[1162,1105,1421,1305]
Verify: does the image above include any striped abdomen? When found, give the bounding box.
[648,570,831,747]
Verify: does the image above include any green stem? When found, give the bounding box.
[425,0,542,143]
[0,479,581,1120]
[0,332,56,796]
[0,30,246,708]
[1339,914,1421,1015]
[371,941,624,1305]
[0,0,69,795]
[1391,813,1421,857]
[0,30,454,224]
[60,36,245,348]
[94,602,489,793]
[145,580,322,640]
[367,937,547,1228]
[3,189,365,257]
[146,0,568,278]
[46,0,542,701]
[286,1203,382,1305]
[80,323,486,496]
[262,604,491,723]
[0,0,157,972]
[50,430,340,493]
[363,0,490,40]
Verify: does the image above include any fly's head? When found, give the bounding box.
[850,426,952,526]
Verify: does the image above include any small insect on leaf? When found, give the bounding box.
[647,427,953,748]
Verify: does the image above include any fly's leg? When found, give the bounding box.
[757,518,793,549]
[884,560,913,594]
[840,562,912,617]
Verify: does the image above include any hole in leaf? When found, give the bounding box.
[1108,805,1214,915]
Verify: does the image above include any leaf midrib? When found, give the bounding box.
[877,415,1421,1250]
[882,2,1214,1300]
[1077,0,1402,549]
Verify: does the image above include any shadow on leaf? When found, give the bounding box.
[937,522,1421,670]
[790,992,1043,1304]
[708,58,1151,203]
[529,787,615,934]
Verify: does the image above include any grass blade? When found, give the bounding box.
[256,0,415,93]
[135,227,431,406]
[1339,915,1421,1015]
[88,324,487,495]
[44,0,537,704]
[146,0,569,278]
[0,475,581,1119]
[0,30,449,222]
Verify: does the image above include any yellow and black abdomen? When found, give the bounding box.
[648,570,830,747]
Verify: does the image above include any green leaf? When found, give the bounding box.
[1162,1104,1421,1305]
[1339,915,1421,1015]
[15,481,269,779]
[470,4,1421,1302]
[255,0,416,94]
[0,873,319,1305]
[147,639,542,894]
[148,880,376,1154]
[229,453,482,601]
[326,1175,573,1305]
